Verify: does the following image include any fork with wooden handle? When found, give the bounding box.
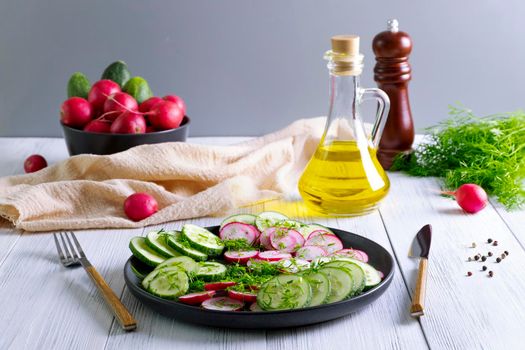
[53,232,137,331]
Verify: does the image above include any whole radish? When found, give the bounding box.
[103,92,138,114]
[60,97,93,128]
[149,101,184,130]
[146,126,156,133]
[163,95,186,116]
[24,154,47,173]
[444,184,488,214]
[88,79,121,114]
[139,96,163,113]
[84,119,111,133]
[124,193,158,221]
[110,111,146,134]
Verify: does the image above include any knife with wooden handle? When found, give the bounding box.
[408,224,432,317]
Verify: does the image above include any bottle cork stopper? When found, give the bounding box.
[331,35,360,56]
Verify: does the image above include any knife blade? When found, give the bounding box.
[409,224,432,317]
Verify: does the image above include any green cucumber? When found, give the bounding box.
[257,275,312,311]
[255,211,289,232]
[182,224,224,256]
[299,224,334,239]
[145,230,182,258]
[196,261,227,281]
[319,267,354,303]
[220,214,257,229]
[129,236,166,267]
[323,261,366,295]
[142,266,183,289]
[129,256,153,279]
[144,268,189,299]
[123,76,153,103]
[101,60,131,88]
[304,272,331,307]
[166,232,208,261]
[157,256,198,274]
[328,257,382,288]
[67,72,91,99]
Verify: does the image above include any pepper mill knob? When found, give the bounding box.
[373,19,415,169]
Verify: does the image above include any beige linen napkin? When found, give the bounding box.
[0,117,327,232]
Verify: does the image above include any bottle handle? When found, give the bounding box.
[360,88,390,148]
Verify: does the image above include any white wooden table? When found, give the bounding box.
[1,137,524,350]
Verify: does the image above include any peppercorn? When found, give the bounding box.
[482,266,487,271]
[468,257,472,262]
[504,251,509,256]
[501,254,506,259]
[493,241,498,246]
[488,271,494,277]
[481,256,487,262]
[474,255,480,261]
[471,242,477,248]
[487,238,493,243]
[496,257,501,263]
[488,252,493,257]
[467,271,473,276]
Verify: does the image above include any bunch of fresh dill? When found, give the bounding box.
[391,105,525,209]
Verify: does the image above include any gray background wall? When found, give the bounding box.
[0,0,524,137]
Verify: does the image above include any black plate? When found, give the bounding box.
[124,226,395,329]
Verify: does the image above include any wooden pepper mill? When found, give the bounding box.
[372,19,414,169]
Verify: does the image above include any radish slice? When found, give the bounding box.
[228,290,257,303]
[259,228,276,250]
[224,250,259,264]
[334,248,369,262]
[201,297,244,311]
[257,250,292,261]
[270,228,305,253]
[378,270,384,279]
[307,229,332,240]
[219,222,259,244]
[249,302,263,312]
[275,258,311,273]
[178,291,216,305]
[295,245,328,260]
[204,281,237,291]
[305,234,343,255]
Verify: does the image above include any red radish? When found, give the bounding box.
[378,270,384,279]
[305,234,343,255]
[83,119,111,133]
[224,250,259,264]
[178,291,216,305]
[110,112,146,134]
[88,79,121,114]
[24,154,47,173]
[148,101,184,130]
[259,228,276,250]
[146,126,156,133]
[139,96,163,113]
[123,192,158,221]
[228,290,257,303]
[103,92,138,115]
[276,258,311,273]
[60,97,93,128]
[307,229,332,240]
[201,297,244,311]
[270,228,305,253]
[295,245,328,261]
[204,281,237,291]
[163,95,186,116]
[443,184,488,214]
[249,302,262,312]
[219,222,259,244]
[257,250,292,262]
[334,249,368,262]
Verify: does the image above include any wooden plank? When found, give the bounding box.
[379,172,525,349]
[264,205,429,350]
[490,200,525,249]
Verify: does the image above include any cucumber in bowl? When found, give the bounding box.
[182,224,224,256]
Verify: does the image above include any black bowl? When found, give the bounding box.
[124,226,395,329]
[61,116,190,156]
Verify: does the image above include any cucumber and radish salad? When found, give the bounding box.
[128,211,384,312]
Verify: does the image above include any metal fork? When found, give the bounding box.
[53,232,137,331]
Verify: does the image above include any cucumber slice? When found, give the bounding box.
[145,268,189,299]
[255,211,289,232]
[329,257,382,288]
[129,236,166,267]
[196,261,227,281]
[319,267,354,303]
[220,214,257,229]
[304,272,331,307]
[142,266,184,289]
[145,230,182,258]
[257,275,312,310]
[323,261,366,295]
[157,256,199,274]
[182,224,224,256]
[275,220,305,230]
[129,256,153,280]
[166,232,208,261]
[299,224,334,239]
